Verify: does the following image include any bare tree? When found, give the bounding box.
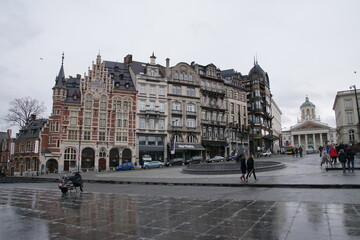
[2,96,46,128]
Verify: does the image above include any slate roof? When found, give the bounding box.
[104,61,136,91]
[0,132,9,141]
[129,61,165,78]
[17,119,47,140]
[53,64,66,89]
[64,77,81,103]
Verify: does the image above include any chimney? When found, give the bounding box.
[150,52,156,65]
[124,54,133,66]
[165,58,170,78]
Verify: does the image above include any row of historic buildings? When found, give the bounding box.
[1,53,278,175]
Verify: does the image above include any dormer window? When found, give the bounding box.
[125,82,130,89]
[120,74,124,79]
[115,82,120,87]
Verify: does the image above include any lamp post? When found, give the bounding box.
[77,119,83,171]
[350,85,360,143]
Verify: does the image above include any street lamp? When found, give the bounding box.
[77,119,83,171]
[349,85,360,143]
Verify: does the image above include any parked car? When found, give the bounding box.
[226,155,236,161]
[259,150,272,157]
[185,156,202,164]
[206,156,224,163]
[306,147,317,154]
[166,158,185,166]
[115,162,135,171]
[142,161,164,169]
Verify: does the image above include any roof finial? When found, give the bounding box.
[62,52,64,65]
[255,54,258,65]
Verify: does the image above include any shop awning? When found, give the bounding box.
[167,143,205,151]
[202,140,228,146]
[263,134,279,141]
[139,145,165,151]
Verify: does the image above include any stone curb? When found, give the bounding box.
[2,176,360,189]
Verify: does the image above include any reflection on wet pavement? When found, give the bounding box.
[0,188,360,239]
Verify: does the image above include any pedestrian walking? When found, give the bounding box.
[299,146,303,157]
[318,146,324,157]
[295,147,299,157]
[329,145,338,166]
[338,149,347,173]
[245,154,258,182]
[320,148,330,168]
[239,155,247,181]
[346,146,356,173]
[292,149,295,158]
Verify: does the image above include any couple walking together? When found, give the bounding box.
[238,153,258,182]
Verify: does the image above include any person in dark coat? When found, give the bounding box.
[234,147,247,181]
[246,154,258,182]
[346,146,356,173]
[338,149,347,173]
[239,155,247,181]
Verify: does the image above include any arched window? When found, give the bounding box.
[99,148,106,158]
[85,94,93,108]
[174,72,179,79]
[64,147,77,161]
[187,135,197,143]
[172,101,181,111]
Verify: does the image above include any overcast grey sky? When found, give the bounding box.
[1,0,360,135]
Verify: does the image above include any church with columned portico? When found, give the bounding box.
[282,96,337,152]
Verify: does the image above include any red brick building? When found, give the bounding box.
[40,54,136,172]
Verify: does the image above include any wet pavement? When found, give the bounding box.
[1,154,360,239]
[1,187,360,240]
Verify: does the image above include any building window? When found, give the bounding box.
[55,122,60,132]
[139,100,146,111]
[56,140,60,148]
[344,99,353,109]
[158,119,165,130]
[84,112,91,126]
[149,101,155,111]
[100,95,107,110]
[187,87,195,97]
[99,131,106,141]
[139,118,145,129]
[172,102,181,111]
[99,148,106,158]
[149,85,156,95]
[26,141,31,152]
[187,103,196,112]
[149,118,155,129]
[70,111,78,126]
[159,102,165,112]
[187,135,196,143]
[172,117,181,126]
[140,84,146,94]
[83,131,91,140]
[346,112,354,124]
[349,129,355,141]
[68,130,77,140]
[159,86,165,96]
[64,147,77,161]
[85,94,93,108]
[172,85,181,95]
[187,118,196,128]
[99,113,106,128]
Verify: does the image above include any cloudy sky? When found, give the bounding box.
[1,0,360,135]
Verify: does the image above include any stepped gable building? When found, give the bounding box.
[220,69,249,156]
[282,96,336,151]
[191,62,228,159]
[42,53,136,173]
[127,53,169,164]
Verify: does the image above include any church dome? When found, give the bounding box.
[301,96,315,108]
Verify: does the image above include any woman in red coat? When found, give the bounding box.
[329,145,338,166]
